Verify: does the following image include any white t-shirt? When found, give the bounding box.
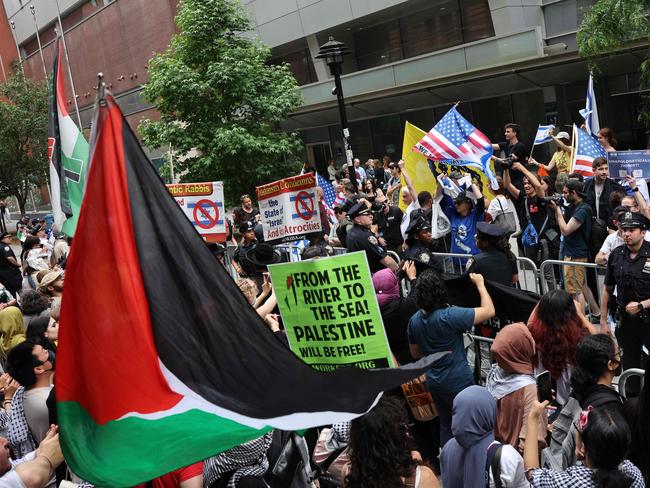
[400,200,421,240]
[488,443,529,488]
[594,182,605,218]
[487,195,516,218]
[23,386,53,444]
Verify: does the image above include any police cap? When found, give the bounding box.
[239,221,255,233]
[406,216,431,236]
[347,202,372,219]
[619,211,650,230]
[476,221,507,237]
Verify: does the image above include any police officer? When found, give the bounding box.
[0,232,21,296]
[466,222,518,287]
[346,202,398,273]
[232,221,257,277]
[403,216,443,275]
[601,211,650,396]
[374,195,404,255]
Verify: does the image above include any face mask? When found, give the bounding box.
[613,361,622,377]
[46,349,55,371]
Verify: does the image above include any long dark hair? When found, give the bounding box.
[345,396,417,488]
[529,290,588,378]
[628,358,650,483]
[571,334,616,404]
[25,316,57,352]
[414,269,448,312]
[582,408,633,488]
[20,236,41,261]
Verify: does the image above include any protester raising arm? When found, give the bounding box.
[470,273,495,324]
[503,166,520,200]
[626,175,650,219]
[13,425,64,488]
[398,160,417,204]
[512,162,545,198]
[523,400,549,480]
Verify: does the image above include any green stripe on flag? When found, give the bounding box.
[58,401,270,487]
[61,134,89,236]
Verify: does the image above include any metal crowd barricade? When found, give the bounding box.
[428,252,542,294]
[616,368,645,399]
[539,259,605,316]
[465,334,495,386]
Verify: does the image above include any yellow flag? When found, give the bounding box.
[399,121,495,211]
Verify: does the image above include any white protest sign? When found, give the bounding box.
[166,181,227,242]
[256,174,322,244]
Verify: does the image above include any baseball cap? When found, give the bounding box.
[565,179,587,197]
[557,131,570,140]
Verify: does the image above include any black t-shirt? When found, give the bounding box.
[499,141,527,187]
[563,202,592,259]
[376,206,404,248]
[233,207,259,226]
[380,296,418,365]
[514,193,549,233]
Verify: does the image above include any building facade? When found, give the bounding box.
[3,0,648,172]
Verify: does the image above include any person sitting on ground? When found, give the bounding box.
[0,307,26,367]
[525,403,644,487]
[624,358,650,483]
[6,342,55,453]
[204,432,273,488]
[528,290,594,405]
[408,270,495,447]
[18,291,49,331]
[466,222,518,286]
[345,395,440,488]
[486,323,546,454]
[36,270,64,303]
[20,238,48,291]
[25,317,57,353]
[571,334,624,417]
[134,461,203,488]
[0,425,64,488]
[441,385,529,488]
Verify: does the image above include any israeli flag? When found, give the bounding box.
[533,124,555,145]
[579,74,600,137]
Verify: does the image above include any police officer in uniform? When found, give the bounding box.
[466,222,518,287]
[346,202,398,273]
[601,211,650,396]
[232,221,257,277]
[0,232,21,296]
[402,216,443,275]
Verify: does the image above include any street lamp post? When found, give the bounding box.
[316,36,357,192]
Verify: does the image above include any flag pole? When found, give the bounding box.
[54,0,83,130]
[9,21,24,75]
[29,5,48,78]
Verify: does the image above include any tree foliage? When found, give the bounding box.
[0,73,49,214]
[577,0,650,127]
[140,0,304,204]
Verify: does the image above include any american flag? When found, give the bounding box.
[571,124,606,177]
[414,107,497,189]
[316,173,338,224]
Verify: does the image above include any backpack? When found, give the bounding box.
[485,442,503,488]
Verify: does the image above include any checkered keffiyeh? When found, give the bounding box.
[204,432,273,488]
[6,387,36,459]
[531,461,645,488]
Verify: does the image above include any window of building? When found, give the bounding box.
[401,2,463,58]
[461,0,495,43]
[353,20,403,71]
[543,0,596,38]
[269,43,318,86]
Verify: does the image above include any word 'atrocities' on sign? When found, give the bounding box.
[268,252,394,371]
[166,181,226,242]
[256,174,322,244]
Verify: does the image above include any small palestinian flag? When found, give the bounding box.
[56,94,438,486]
[48,37,89,236]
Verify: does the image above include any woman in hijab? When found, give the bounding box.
[486,323,546,454]
[372,266,418,365]
[441,385,529,488]
[0,306,25,366]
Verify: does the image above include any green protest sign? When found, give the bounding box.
[268,252,395,372]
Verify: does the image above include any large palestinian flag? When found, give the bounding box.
[56,94,439,486]
[48,37,89,236]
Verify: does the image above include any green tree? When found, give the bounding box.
[577,0,650,127]
[0,73,49,215]
[140,0,304,204]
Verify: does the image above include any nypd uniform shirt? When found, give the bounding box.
[346,224,388,273]
[604,240,650,307]
[0,244,16,270]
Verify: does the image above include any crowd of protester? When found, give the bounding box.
[0,123,647,487]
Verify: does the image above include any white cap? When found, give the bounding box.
[557,131,570,140]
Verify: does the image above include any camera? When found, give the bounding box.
[542,194,564,205]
